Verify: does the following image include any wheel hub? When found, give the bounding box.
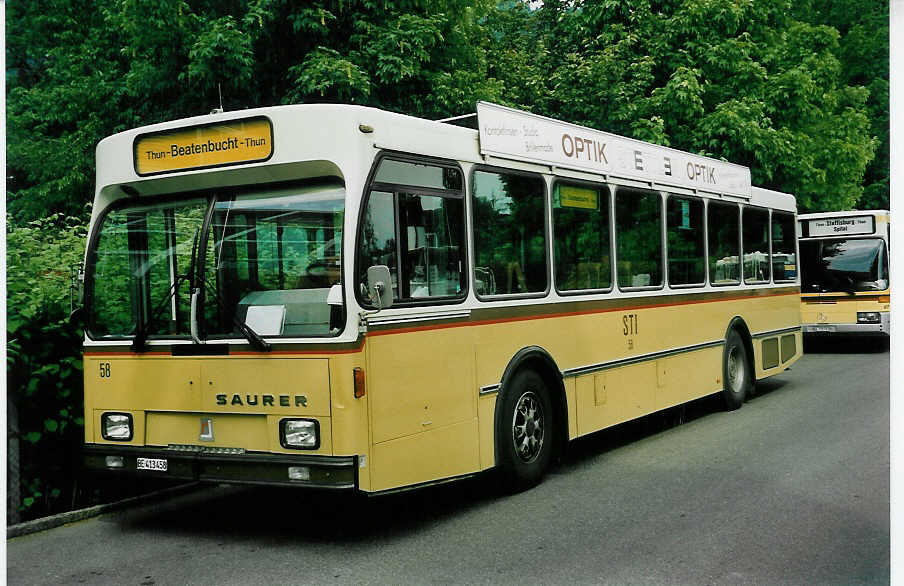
[512,391,544,463]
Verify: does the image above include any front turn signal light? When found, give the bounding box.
[353,367,366,398]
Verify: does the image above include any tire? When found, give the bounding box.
[497,369,555,492]
[721,328,753,410]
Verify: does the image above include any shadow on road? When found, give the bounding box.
[559,373,791,474]
[117,472,501,543]
[114,367,800,541]
[803,335,889,354]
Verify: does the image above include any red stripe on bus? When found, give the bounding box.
[229,347,364,356]
[83,290,799,353]
[367,290,801,337]
[84,345,365,358]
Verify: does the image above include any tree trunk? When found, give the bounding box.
[7,396,21,525]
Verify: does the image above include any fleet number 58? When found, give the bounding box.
[98,362,111,378]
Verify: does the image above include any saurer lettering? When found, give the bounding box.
[215,394,308,407]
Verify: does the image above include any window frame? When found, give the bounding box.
[470,164,551,301]
[770,210,798,284]
[85,189,216,341]
[551,178,614,296]
[354,151,469,309]
[199,182,347,339]
[742,204,772,285]
[85,178,349,342]
[613,185,665,292]
[707,200,742,287]
[665,193,707,289]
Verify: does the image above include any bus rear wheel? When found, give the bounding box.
[498,369,554,492]
[721,329,752,410]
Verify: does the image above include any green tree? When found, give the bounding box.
[6,213,88,518]
[497,0,877,212]
[6,0,503,224]
[794,0,888,210]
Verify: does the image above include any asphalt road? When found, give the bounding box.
[7,340,890,585]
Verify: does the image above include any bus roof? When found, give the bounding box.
[749,186,797,211]
[95,103,795,212]
[799,210,889,219]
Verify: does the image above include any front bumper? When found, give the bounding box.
[83,444,357,489]
[802,312,890,337]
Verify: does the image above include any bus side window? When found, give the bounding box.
[743,207,770,284]
[358,158,467,305]
[472,170,548,296]
[771,211,797,282]
[615,187,663,289]
[666,195,705,286]
[399,193,464,299]
[358,191,400,300]
[708,201,740,285]
[552,181,612,292]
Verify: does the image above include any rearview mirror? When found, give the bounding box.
[327,283,343,306]
[366,265,393,310]
[69,306,85,328]
[69,263,84,315]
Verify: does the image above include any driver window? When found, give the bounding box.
[358,158,466,305]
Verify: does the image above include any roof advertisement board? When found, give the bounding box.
[477,102,751,198]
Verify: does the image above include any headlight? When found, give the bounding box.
[857,312,881,324]
[101,413,133,441]
[280,419,319,449]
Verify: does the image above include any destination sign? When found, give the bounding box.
[134,116,273,176]
[557,184,599,210]
[477,102,751,198]
[808,216,875,237]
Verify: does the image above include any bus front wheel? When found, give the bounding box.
[721,329,753,410]
[497,368,554,492]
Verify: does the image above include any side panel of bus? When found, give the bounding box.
[365,327,480,491]
[360,288,801,492]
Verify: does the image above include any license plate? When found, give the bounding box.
[812,326,835,333]
[136,457,168,471]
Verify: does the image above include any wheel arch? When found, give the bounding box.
[494,346,568,465]
[725,316,756,381]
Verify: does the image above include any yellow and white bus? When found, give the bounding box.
[81,102,801,493]
[798,210,890,336]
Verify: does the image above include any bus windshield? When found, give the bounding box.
[87,182,345,342]
[799,237,888,293]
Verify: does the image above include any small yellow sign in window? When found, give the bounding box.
[558,184,599,210]
[134,117,273,176]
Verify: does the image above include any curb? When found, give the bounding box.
[6,482,202,539]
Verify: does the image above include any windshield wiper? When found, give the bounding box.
[132,228,200,352]
[131,272,191,352]
[183,197,269,352]
[198,278,271,352]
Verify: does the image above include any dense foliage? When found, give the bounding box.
[6,0,887,522]
[7,214,87,518]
